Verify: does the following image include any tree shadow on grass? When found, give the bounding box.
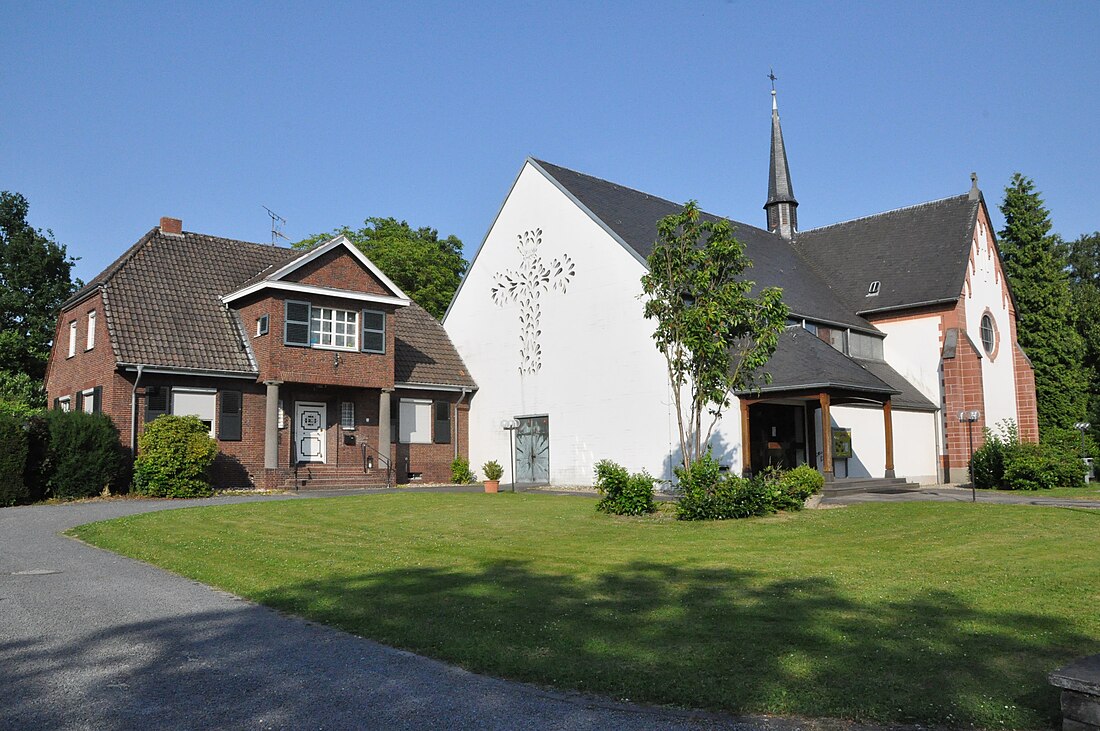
[252,560,1096,729]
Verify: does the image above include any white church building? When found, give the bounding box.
[443,91,1038,488]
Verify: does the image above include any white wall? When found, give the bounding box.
[964,212,1018,430]
[445,161,743,486]
[877,316,943,404]
[815,405,939,484]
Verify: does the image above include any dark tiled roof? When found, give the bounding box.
[853,359,938,411]
[532,159,877,333]
[794,195,979,314]
[739,327,897,396]
[106,229,295,372]
[395,302,477,388]
[77,227,476,387]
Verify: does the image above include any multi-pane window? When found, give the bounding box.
[340,401,355,430]
[58,396,71,412]
[980,314,996,354]
[310,307,358,349]
[361,310,386,354]
[86,310,96,350]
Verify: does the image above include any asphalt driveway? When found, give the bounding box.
[1,494,788,731]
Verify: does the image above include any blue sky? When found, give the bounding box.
[3,1,1098,285]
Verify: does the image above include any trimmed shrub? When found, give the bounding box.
[482,460,503,481]
[777,464,825,510]
[133,415,217,498]
[0,413,29,507]
[22,413,50,503]
[450,457,475,484]
[594,459,656,516]
[1002,442,1084,491]
[44,409,125,500]
[675,453,777,520]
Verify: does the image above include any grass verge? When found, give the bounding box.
[71,494,1100,728]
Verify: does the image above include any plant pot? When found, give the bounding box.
[484,480,499,493]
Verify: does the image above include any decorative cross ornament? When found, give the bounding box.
[490,228,575,374]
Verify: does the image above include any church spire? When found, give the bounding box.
[764,75,798,239]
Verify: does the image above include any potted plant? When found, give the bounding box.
[482,460,503,493]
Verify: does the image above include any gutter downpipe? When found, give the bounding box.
[454,388,469,460]
[130,364,146,455]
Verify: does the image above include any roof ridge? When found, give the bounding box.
[532,158,684,209]
[532,157,780,239]
[180,229,283,250]
[798,193,972,235]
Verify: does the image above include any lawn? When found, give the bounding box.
[71,494,1100,729]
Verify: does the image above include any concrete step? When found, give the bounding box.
[823,477,922,497]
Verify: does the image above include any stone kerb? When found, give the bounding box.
[1050,654,1100,731]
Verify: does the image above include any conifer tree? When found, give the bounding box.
[997,174,1088,433]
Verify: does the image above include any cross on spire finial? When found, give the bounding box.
[768,68,777,92]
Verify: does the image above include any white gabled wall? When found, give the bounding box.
[445,161,743,485]
[964,210,1018,430]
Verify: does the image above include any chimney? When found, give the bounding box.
[159,217,183,236]
[968,173,980,201]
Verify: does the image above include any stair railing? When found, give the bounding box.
[360,441,395,488]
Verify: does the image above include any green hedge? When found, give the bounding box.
[970,419,1085,490]
[0,413,29,507]
[594,460,656,516]
[674,455,824,521]
[44,410,126,500]
[133,415,217,498]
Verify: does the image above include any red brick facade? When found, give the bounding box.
[44,243,471,490]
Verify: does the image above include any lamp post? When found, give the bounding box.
[959,410,981,502]
[1075,422,1091,483]
[501,418,519,493]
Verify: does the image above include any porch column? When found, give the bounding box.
[264,380,282,469]
[883,398,896,478]
[819,392,834,482]
[740,400,752,477]
[378,388,393,466]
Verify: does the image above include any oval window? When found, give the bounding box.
[980,313,996,354]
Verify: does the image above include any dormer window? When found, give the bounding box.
[866,280,881,297]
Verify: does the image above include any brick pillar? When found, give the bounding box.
[378,388,392,467]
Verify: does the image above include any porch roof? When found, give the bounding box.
[737,327,900,401]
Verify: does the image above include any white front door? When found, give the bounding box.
[295,402,327,463]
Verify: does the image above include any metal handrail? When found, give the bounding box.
[360,441,395,488]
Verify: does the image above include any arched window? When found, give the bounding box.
[980,313,996,354]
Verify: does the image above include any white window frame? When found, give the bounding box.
[256,314,269,337]
[68,321,77,358]
[361,309,386,354]
[310,307,359,350]
[340,401,355,430]
[81,388,96,414]
[58,396,71,412]
[399,398,432,444]
[86,310,96,350]
[171,387,217,438]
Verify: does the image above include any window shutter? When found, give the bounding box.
[219,390,242,441]
[53,397,60,410]
[284,301,311,346]
[145,386,170,424]
[434,401,451,444]
[362,310,386,354]
[91,386,102,414]
[75,391,84,412]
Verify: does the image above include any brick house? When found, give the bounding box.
[44,218,476,489]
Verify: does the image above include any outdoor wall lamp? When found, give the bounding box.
[501,418,519,493]
[959,410,981,501]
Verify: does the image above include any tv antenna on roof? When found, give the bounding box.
[263,205,291,247]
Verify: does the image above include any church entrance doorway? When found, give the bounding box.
[748,403,811,472]
[515,415,550,485]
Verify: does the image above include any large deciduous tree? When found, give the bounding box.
[0,192,80,391]
[1064,231,1100,439]
[297,217,466,319]
[641,201,788,473]
[997,174,1088,433]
